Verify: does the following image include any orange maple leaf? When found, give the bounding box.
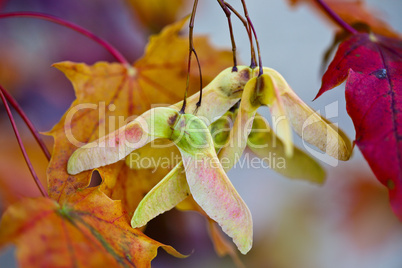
[0,187,184,267]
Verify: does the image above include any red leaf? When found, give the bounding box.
[316,33,402,220]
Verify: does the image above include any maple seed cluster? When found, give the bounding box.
[68,65,351,254]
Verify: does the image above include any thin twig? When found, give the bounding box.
[193,49,203,112]
[217,0,238,72]
[180,0,203,114]
[241,0,263,76]
[0,12,130,66]
[0,85,48,197]
[224,2,257,68]
[0,87,51,160]
[315,0,357,35]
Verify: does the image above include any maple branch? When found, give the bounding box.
[240,0,263,76]
[0,12,130,66]
[217,0,238,72]
[0,87,51,161]
[0,85,49,198]
[224,2,257,68]
[315,0,358,35]
[181,0,203,114]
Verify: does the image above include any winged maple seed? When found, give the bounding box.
[131,107,327,235]
[67,65,252,175]
[67,66,254,253]
[131,67,348,241]
[260,67,352,161]
[67,66,352,254]
[247,114,326,183]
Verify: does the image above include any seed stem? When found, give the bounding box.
[224,2,257,68]
[180,0,203,114]
[218,0,238,72]
[240,0,263,76]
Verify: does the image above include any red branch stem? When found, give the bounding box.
[0,87,51,160]
[0,85,48,198]
[0,12,130,66]
[315,0,357,35]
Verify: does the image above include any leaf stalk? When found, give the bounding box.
[0,87,51,160]
[315,0,358,35]
[0,85,49,198]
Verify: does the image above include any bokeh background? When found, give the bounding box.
[0,0,401,267]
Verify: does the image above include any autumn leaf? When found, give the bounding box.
[320,23,372,75]
[315,32,402,220]
[46,17,233,208]
[287,0,401,38]
[125,0,188,33]
[0,187,184,267]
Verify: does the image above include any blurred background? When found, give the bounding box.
[0,0,401,267]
